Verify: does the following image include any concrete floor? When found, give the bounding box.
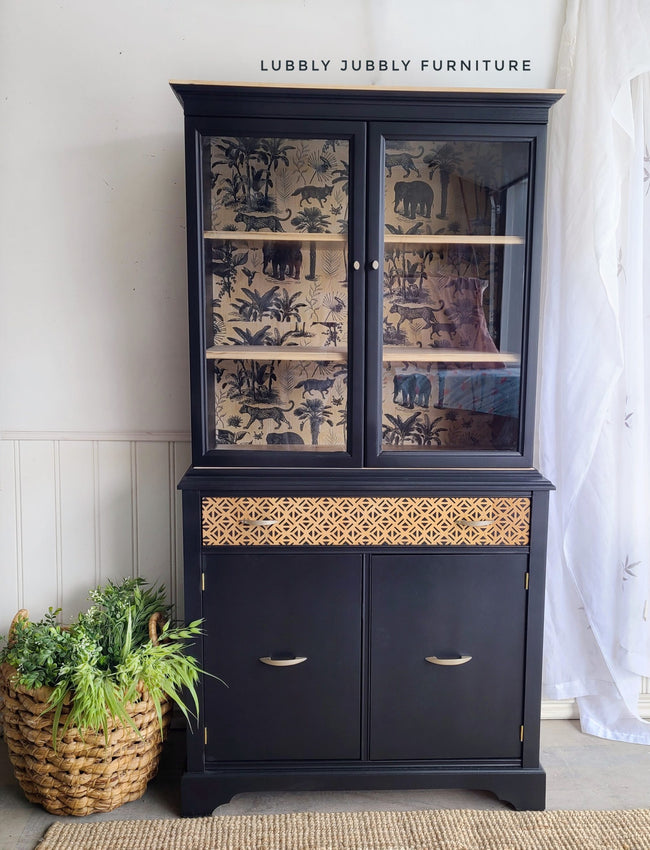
[1,721,650,850]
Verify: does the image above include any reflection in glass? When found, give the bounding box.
[381,139,529,452]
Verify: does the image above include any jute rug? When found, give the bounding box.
[37,808,650,850]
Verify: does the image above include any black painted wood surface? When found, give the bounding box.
[202,552,362,762]
[173,83,560,814]
[370,552,527,760]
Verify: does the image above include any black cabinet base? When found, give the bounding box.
[181,766,546,816]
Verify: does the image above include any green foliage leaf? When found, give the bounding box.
[0,578,221,750]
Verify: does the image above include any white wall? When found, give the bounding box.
[0,1,565,642]
[1,0,565,436]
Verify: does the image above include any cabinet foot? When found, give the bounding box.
[490,770,546,810]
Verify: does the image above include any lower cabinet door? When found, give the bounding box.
[370,553,528,761]
[202,552,362,762]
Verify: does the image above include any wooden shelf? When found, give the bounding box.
[205,231,347,244]
[205,232,519,247]
[207,345,347,362]
[212,443,344,452]
[383,347,520,364]
[383,234,523,246]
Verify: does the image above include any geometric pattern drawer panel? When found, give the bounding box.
[201,496,530,547]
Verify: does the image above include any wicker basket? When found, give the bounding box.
[0,610,172,816]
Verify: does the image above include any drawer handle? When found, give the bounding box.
[425,655,472,666]
[259,656,307,667]
[456,519,494,528]
[241,518,278,527]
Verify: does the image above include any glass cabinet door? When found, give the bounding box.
[375,132,532,461]
[199,131,357,461]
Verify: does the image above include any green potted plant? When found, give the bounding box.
[0,577,210,816]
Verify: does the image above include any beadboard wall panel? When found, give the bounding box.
[58,441,98,617]
[134,441,177,602]
[15,441,60,623]
[172,441,192,619]
[96,441,138,588]
[0,440,20,634]
[0,435,647,721]
[0,437,190,632]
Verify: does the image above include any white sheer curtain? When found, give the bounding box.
[539,0,650,742]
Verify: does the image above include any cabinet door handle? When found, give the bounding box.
[370,259,380,270]
[241,518,278,527]
[353,260,361,271]
[425,655,472,666]
[455,519,495,528]
[259,656,308,667]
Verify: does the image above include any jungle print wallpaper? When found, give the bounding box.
[203,133,529,453]
[204,135,350,450]
[380,139,529,452]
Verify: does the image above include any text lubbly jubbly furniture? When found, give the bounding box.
[171,81,561,814]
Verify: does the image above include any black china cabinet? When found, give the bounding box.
[171,81,561,814]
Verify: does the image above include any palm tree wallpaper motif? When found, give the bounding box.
[291,207,332,281]
[295,398,336,446]
[205,135,349,449]
[381,138,529,451]
[205,133,529,452]
[423,143,463,221]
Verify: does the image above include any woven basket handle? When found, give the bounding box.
[148,612,165,646]
[8,609,29,646]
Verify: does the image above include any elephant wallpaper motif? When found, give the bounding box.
[202,133,529,453]
[204,136,350,449]
[381,139,529,451]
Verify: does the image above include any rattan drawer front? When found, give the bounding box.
[201,496,530,547]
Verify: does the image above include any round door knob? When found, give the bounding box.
[371,260,380,270]
[353,260,361,271]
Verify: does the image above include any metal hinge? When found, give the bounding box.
[204,726,208,745]
[525,572,529,591]
[520,725,524,742]
[201,572,205,592]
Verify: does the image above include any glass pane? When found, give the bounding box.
[203,135,350,451]
[381,138,529,453]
